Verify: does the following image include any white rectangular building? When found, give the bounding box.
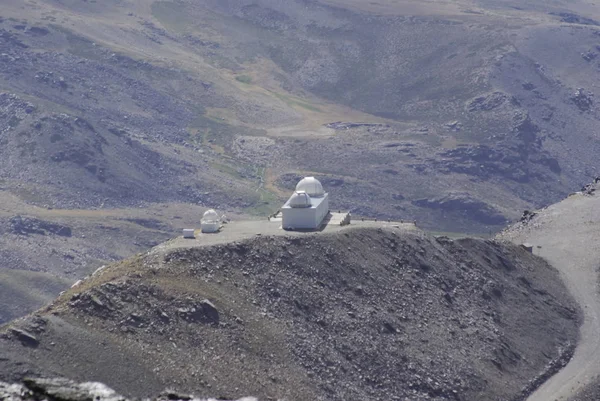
[282,192,329,230]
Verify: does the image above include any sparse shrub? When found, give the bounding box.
[235,75,253,84]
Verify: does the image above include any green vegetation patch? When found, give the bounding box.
[247,188,280,216]
[189,113,266,156]
[50,25,104,62]
[210,161,243,179]
[272,92,322,112]
[243,167,280,216]
[235,75,253,84]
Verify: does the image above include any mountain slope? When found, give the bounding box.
[0,269,70,324]
[499,182,600,401]
[0,226,580,401]
[1,0,600,231]
[2,0,600,329]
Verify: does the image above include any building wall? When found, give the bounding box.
[282,207,318,229]
[282,194,329,230]
[201,221,220,233]
[316,196,329,225]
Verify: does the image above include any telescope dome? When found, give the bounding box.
[295,177,324,197]
[289,191,311,208]
[202,209,220,222]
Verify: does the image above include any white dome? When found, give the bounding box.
[202,209,220,222]
[295,176,324,197]
[289,191,311,208]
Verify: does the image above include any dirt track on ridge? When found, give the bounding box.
[500,189,600,401]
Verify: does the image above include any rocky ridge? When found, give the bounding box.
[0,226,580,401]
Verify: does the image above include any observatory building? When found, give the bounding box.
[282,177,330,230]
[201,209,221,233]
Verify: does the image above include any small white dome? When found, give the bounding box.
[295,176,324,197]
[201,209,221,233]
[289,191,311,208]
[202,209,220,222]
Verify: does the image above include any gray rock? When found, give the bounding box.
[9,328,38,347]
[571,88,594,112]
[0,378,257,401]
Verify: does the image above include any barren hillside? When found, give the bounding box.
[498,181,600,401]
[1,0,600,230]
[0,226,580,401]
[2,0,600,337]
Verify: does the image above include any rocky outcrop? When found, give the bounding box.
[550,12,599,25]
[571,88,594,112]
[8,328,38,348]
[432,145,531,182]
[580,177,600,195]
[412,193,506,225]
[5,216,72,237]
[0,378,257,401]
[432,139,561,183]
[324,122,389,130]
[466,92,508,112]
[519,210,538,224]
[512,110,540,145]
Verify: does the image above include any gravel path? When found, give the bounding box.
[500,190,600,401]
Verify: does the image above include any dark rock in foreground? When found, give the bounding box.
[0,378,256,401]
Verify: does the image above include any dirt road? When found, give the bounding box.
[500,190,600,401]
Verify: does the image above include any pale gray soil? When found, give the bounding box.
[159,214,416,252]
[499,185,600,401]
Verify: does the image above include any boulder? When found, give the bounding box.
[9,328,38,347]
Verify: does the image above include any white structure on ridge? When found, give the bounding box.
[201,209,221,233]
[282,177,329,230]
[182,228,195,239]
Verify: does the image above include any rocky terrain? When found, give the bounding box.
[0,226,580,401]
[570,384,600,401]
[498,180,600,401]
[1,0,600,231]
[0,192,228,325]
[2,0,600,357]
[0,377,257,401]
